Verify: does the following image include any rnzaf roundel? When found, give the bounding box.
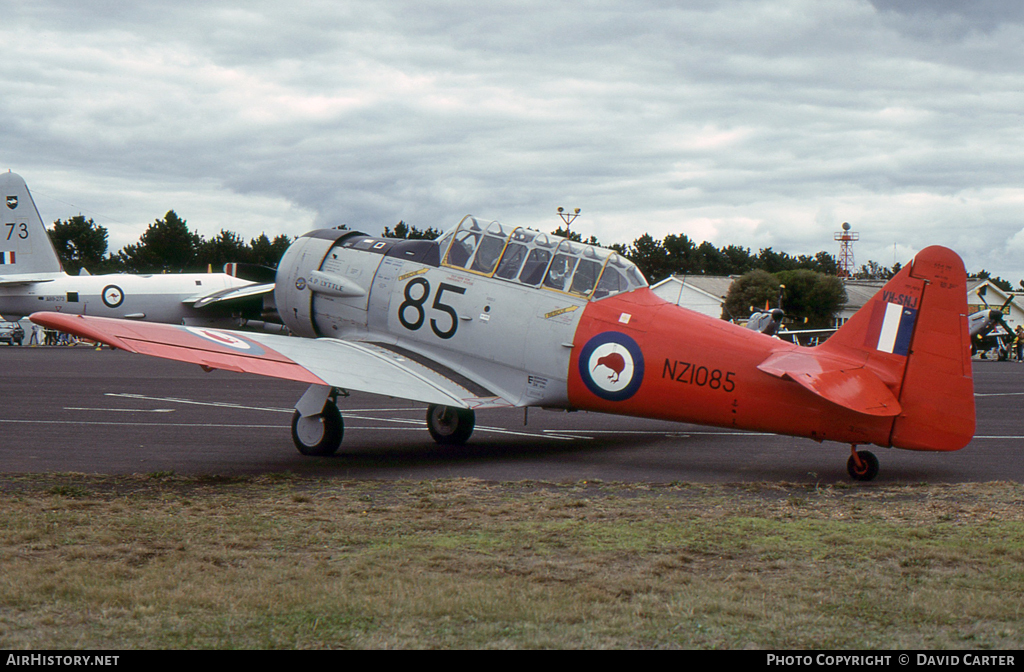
[578,331,645,402]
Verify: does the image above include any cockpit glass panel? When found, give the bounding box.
[494,242,528,279]
[436,229,454,253]
[446,229,481,269]
[486,220,511,237]
[593,266,627,299]
[518,248,552,286]
[471,235,506,274]
[509,227,536,245]
[626,264,648,288]
[569,259,601,296]
[533,233,555,249]
[555,239,585,256]
[543,254,579,292]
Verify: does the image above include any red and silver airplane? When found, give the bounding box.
[31,216,976,481]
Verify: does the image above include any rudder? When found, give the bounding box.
[821,246,974,451]
[889,246,975,450]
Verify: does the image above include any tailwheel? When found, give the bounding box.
[846,447,879,482]
[291,399,344,456]
[426,404,475,445]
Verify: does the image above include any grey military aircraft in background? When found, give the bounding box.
[0,171,273,328]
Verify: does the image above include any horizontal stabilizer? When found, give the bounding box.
[757,350,902,417]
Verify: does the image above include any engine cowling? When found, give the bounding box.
[274,228,363,338]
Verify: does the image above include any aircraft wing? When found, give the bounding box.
[30,312,512,410]
[0,273,57,286]
[757,349,902,417]
[184,282,275,308]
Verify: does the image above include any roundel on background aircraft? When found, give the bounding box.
[578,331,645,402]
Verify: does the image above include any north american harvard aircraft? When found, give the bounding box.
[31,215,976,481]
[1,172,270,327]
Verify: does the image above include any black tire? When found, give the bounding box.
[291,401,344,456]
[426,404,475,445]
[847,450,879,482]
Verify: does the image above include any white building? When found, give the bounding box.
[652,275,1024,333]
[650,275,736,319]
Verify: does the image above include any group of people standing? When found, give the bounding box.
[27,324,77,346]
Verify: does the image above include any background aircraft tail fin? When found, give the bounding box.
[0,172,64,274]
[821,245,975,451]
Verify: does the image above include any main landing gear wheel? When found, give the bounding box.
[847,448,879,482]
[426,404,475,445]
[291,400,344,456]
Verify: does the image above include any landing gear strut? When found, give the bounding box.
[846,446,879,482]
[291,385,344,456]
[426,404,475,445]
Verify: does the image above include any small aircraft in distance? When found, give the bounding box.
[1,172,273,328]
[32,216,976,481]
[744,304,785,337]
[969,285,1016,360]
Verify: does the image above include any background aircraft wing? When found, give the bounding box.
[30,312,511,410]
[185,282,275,308]
[0,274,57,286]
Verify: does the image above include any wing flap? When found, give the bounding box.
[758,349,902,417]
[29,312,504,409]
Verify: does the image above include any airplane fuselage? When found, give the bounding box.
[0,272,255,325]
[29,217,976,480]
[272,224,963,452]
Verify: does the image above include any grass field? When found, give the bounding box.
[1,474,1022,649]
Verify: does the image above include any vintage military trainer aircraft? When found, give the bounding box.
[968,285,1016,360]
[1,172,269,327]
[31,216,976,481]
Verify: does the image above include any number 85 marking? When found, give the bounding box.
[398,278,467,340]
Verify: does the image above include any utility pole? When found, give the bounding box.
[557,207,580,239]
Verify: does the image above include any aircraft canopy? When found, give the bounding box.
[437,216,647,300]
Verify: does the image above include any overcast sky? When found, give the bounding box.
[3,0,1023,282]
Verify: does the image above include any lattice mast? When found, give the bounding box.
[834,222,859,278]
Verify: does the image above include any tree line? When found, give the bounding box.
[48,212,292,275]
[50,213,1018,327]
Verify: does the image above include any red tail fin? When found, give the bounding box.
[821,246,975,451]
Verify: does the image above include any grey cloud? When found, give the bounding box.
[3,0,1023,280]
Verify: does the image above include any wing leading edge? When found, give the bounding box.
[30,312,510,410]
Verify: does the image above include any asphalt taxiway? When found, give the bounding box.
[2,347,1022,483]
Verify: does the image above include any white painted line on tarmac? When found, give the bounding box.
[106,393,424,414]
[0,419,285,428]
[543,429,776,436]
[65,407,175,413]
[102,393,577,441]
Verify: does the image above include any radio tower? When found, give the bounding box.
[834,222,859,278]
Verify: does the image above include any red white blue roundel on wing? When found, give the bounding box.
[579,331,645,402]
[184,327,265,355]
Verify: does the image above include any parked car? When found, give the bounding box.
[0,321,25,345]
